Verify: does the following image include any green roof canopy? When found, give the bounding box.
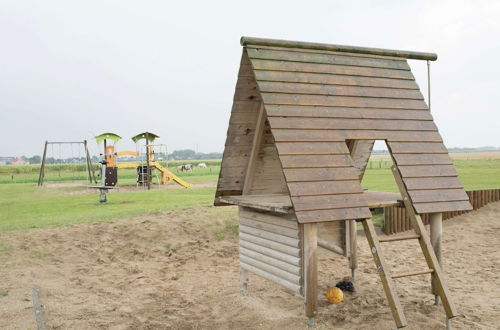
[131,132,159,143]
[95,132,122,144]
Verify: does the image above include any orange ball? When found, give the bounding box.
[325,287,344,304]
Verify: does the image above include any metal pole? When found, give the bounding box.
[38,141,48,186]
[146,132,151,190]
[427,60,431,112]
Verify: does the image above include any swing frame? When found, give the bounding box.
[37,140,97,186]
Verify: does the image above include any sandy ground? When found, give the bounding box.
[1,203,499,330]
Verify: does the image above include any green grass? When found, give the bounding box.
[362,158,500,191]
[0,158,498,233]
[0,183,217,232]
[0,291,8,297]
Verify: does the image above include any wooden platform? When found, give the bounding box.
[217,190,402,214]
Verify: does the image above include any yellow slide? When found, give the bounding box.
[151,162,192,188]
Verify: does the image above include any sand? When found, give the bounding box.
[1,202,499,329]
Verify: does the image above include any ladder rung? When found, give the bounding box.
[392,269,434,279]
[379,234,420,243]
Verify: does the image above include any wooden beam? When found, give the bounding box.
[317,238,344,255]
[303,223,318,321]
[362,219,407,328]
[430,212,443,304]
[242,103,266,194]
[348,220,357,278]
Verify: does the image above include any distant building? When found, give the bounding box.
[0,157,14,165]
[11,157,28,165]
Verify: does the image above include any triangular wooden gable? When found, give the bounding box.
[215,38,472,223]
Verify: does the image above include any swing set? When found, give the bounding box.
[37,140,97,186]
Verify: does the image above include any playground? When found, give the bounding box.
[1,29,499,328]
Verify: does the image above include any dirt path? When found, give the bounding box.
[1,203,499,329]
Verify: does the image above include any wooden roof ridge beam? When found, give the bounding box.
[241,37,438,61]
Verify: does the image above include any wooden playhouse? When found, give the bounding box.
[214,37,472,328]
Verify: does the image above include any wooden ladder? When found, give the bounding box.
[360,165,458,329]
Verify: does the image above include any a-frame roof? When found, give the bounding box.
[215,37,472,223]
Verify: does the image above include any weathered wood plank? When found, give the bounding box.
[254,70,419,89]
[240,262,301,293]
[240,225,300,247]
[257,81,423,99]
[250,59,415,80]
[387,142,447,154]
[409,189,470,203]
[240,218,299,238]
[292,193,367,211]
[240,249,301,279]
[239,239,300,266]
[239,232,300,257]
[280,154,352,168]
[414,200,473,214]
[397,165,458,178]
[240,208,297,229]
[275,141,349,155]
[261,93,428,110]
[268,117,437,131]
[288,181,363,196]
[404,177,463,190]
[283,167,359,182]
[247,47,411,70]
[295,207,372,223]
[303,223,318,318]
[265,105,433,121]
[392,154,452,165]
[272,129,443,142]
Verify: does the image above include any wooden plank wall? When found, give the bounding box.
[239,208,303,294]
[383,188,500,234]
[247,120,289,195]
[215,50,261,199]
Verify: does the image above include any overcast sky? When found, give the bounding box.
[1,0,499,157]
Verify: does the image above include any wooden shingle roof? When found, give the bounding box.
[215,37,472,223]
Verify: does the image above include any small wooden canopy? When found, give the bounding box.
[215,37,472,223]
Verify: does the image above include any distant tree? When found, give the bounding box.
[171,149,196,160]
[28,155,41,164]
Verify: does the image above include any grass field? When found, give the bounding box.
[0,156,499,233]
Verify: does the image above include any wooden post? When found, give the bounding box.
[38,141,48,186]
[145,133,151,190]
[303,223,318,326]
[430,212,443,305]
[348,220,357,278]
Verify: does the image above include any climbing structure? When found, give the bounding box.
[214,37,472,328]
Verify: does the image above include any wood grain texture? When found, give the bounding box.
[392,153,452,165]
[283,167,359,182]
[404,177,463,190]
[258,81,423,99]
[295,207,372,223]
[266,105,433,120]
[288,180,363,196]
[261,93,428,109]
[397,165,458,178]
[251,59,415,80]
[272,129,443,142]
[268,117,437,131]
[279,154,352,168]
[409,189,470,203]
[254,70,419,89]
[275,141,349,155]
[247,47,411,70]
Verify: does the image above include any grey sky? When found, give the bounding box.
[1,0,499,157]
